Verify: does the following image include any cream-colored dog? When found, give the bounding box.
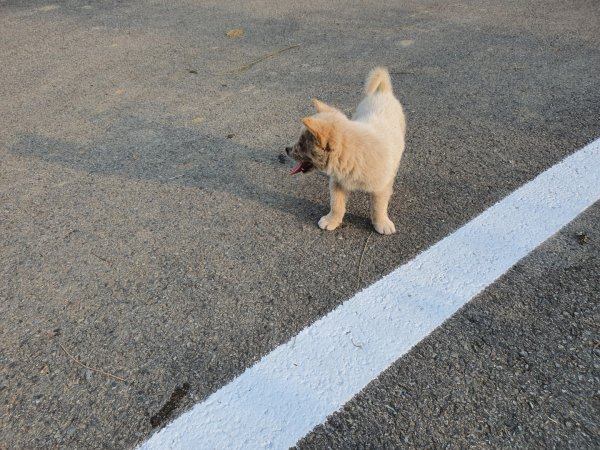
[286,67,406,234]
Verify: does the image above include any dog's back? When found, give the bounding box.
[352,67,406,171]
[353,68,405,129]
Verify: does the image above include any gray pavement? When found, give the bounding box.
[0,0,599,448]
[298,202,600,449]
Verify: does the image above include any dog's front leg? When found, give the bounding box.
[318,178,347,231]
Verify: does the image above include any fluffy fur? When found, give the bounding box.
[286,67,406,234]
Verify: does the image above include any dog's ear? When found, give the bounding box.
[303,116,332,149]
[311,98,338,113]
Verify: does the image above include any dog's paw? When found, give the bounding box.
[318,214,342,231]
[373,218,396,235]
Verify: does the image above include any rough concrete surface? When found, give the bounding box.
[298,202,600,449]
[0,0,598,448]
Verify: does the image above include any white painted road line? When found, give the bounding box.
[141,138,600,450]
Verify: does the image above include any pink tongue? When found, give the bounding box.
[290,162,305,175]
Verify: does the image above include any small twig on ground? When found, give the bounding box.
[59,342,127,382]
[91,251,113,268]
[221,44,300,75]
[351,337,364,349]
[63,229,80,240]
[357,231,373,290]
[547,416,559,425]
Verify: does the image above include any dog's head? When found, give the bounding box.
[286,99,344,175]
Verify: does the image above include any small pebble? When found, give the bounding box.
[79,368,93,381]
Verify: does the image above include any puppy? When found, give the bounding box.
[286,67,406,235]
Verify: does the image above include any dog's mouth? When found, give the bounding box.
[290,161,314,175]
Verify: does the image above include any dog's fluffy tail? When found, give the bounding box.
[364,67,393,95]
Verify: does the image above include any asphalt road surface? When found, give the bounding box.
[1,0,599,448]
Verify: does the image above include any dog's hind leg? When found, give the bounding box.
[370,181,396,235]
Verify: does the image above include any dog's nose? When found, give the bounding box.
[285,146,292,155]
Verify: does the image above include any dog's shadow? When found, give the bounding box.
[9,114,371,230]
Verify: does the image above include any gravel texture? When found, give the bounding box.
[0,0,599,448]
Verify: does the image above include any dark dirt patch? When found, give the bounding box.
[150,383,191,428]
